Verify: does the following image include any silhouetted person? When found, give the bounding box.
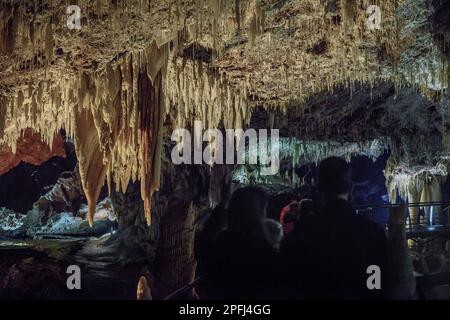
[204,186,279,299]
[280,157,389,299]
[195,203,227,273]
[280,199,316,236]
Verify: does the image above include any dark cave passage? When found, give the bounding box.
[260,151,392,226]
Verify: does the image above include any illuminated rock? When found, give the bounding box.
[136,276,152,300]
[1,1,450,227]
[0,128,65,176]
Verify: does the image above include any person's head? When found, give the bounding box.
[299,198,315,216]
[317,157,352,200]
[227,186,268,238]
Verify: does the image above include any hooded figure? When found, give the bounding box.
[204,186,280,299]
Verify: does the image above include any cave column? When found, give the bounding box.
[153,201,198,299]
[387,204,417,299]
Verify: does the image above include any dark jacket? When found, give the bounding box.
[280,198,389,299]
[204,229,280,300]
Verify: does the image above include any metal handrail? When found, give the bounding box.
[163,277,202,300]
[354,201,450,210]
[354,201,450,233]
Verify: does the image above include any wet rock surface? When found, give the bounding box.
[0,248,68,299]
[0,239,143,300]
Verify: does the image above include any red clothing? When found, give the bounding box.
[279,201,298,224]
[280,201,298,236]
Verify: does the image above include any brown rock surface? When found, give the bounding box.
[0,129,65,175]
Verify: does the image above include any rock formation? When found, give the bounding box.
[0,128,65,175]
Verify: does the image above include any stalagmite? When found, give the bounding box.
[154,201,197,299]
[430,175,443,225]
[136,276,152,300]
[407,178,420,225]
[420,176,432,225]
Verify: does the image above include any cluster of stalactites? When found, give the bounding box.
[0,34,256,226]
[278,137,390,166]
[0,2,56,65]
[234,137,389,188]
[394,0,450,97]
[323,0,449,101]
[0,41,169,226]
[286,138,389,188]
[387,171,438,202]
[0,0,253,60]
[165,55,252,134]
[2,0,450,227]
[99,0,264,65]
[386,169,445,225]
[71,42,167,227]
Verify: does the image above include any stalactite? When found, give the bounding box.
[248,4,265,47]
[73,107,110,227]
[279,137,389,165]
[386,166,445,226]
[341,0,357,32]
[139,70,163,226]
[165,54,252,139]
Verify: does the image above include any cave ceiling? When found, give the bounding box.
[1,0,450,222]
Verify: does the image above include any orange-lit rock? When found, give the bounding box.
[0,129,65,175]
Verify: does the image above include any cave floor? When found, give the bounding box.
[0,237,144,300]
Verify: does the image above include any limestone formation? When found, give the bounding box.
[0,128,65,175]
[1,1,450,226]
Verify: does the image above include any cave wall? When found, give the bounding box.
[0,128,65,175]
